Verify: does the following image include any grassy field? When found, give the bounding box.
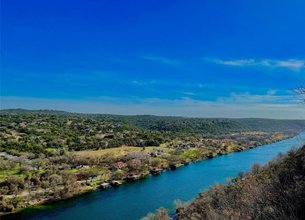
[0,165,20,183]
[73,145,172,158]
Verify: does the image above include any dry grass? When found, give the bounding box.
[73,145,172,158]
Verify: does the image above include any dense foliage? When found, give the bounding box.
[178,145,305,220]
[1,109,304,155]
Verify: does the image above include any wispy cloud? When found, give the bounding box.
[261,59,305,70]
[208,58,256,66]
[205,58,305,71]
[217,91,291,105]
[141,55,180,66]
[131,80,157,86]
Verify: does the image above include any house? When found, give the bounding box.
[110,180,123,187]
[150,149,164,157]
[129,159,141,167]
[99,183,110,190]
[71,164,82,169]
[74,173,86,181]
[126,173,142,181]
[54,138,66,144]
[111,161,127,170]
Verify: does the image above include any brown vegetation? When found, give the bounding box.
[178,145,305,220]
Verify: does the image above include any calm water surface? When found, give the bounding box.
[5,133,305,220]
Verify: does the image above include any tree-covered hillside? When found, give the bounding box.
[0,109,304,155]
[236,118,305,134]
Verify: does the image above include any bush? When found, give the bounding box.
[178,145,305,220]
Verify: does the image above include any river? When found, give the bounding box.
[5,133,305,220]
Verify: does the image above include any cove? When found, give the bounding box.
[5,133,305,220]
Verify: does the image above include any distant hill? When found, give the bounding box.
[95,115,250,133]
[0,108,304,155]
[1,109,305,135]
[236,118,305,134]
[0,109,73,115]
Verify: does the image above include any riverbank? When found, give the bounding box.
[176,144,305,220]
[3,132,304,220]
[0,132,290,217]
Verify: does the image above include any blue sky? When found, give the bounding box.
[1,0,305,118]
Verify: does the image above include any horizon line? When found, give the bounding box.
[1,108,304,121]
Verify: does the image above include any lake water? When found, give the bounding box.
[5,133,305,220]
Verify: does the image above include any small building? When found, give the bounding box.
[74,173,86,181]
[99,183,110,190]
[111,161,127,170]
[129,159,141,167]
[150,149,164,157]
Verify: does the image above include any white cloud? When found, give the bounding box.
[261,59,305,70]
[141,55,180,66]
[205,58,305,71]
[208,58,256,66]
